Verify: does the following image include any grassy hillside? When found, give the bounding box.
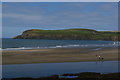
[14,28,120,41]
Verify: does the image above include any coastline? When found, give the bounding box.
[3,60,119,65]
[2,47,118,65]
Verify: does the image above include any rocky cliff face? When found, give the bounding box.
[13,29,120,41]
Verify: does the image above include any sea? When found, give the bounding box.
[2,61,119,78]
[2,38,120,78]
[2,38,120,50]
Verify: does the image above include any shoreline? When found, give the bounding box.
[2,60,119,65]
[2,47,118,65]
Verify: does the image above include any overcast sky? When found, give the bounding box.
[2,2,118,38]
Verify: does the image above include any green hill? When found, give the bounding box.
[13,28,120,41]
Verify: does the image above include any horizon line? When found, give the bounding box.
[1,0,119,2]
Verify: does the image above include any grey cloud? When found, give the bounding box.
[2,2,118,30]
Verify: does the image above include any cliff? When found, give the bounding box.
[13,28,120,41]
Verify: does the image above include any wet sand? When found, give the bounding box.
[2,47,118,64]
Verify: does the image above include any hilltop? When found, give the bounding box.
[13,28,120,41]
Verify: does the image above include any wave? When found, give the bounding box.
[2,47,32,51]
[1,42,120,51]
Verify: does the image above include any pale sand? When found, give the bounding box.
[2,47,118,64]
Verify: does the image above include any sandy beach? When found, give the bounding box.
[2,47,118,64]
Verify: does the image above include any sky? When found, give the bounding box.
[2,2,118,38]
[2,0,120,2]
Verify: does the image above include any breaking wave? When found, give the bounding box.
[2,42,120,51]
